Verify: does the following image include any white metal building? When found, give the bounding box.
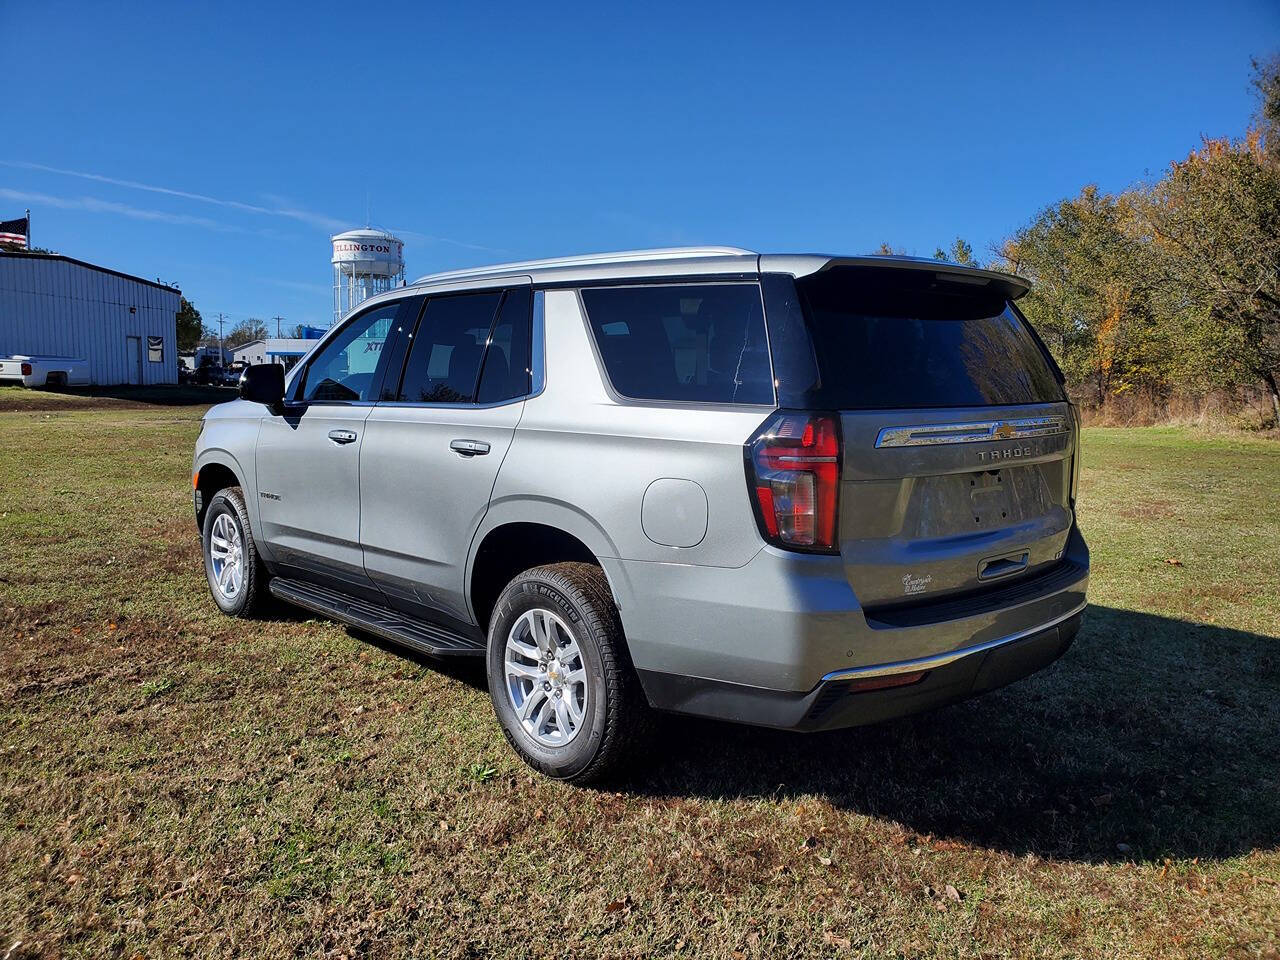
[0,252,181,385]
[230,339,268,365]
[230,337,321,370]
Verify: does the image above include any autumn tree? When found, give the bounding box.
[998,186,1167,405]
[1139,132,1280,423]
[873,242,906,256]
[225,318,269,350]
[933,237,978,267]
[1251,54,1280,163]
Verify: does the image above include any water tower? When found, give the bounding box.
[331,229,405,323]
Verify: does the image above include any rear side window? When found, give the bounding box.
[477,288,532,404]
[397,292,502,403]
[782,268,1064,409]
[580,283,772,404]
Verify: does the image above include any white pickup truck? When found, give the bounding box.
[0,355,90,388]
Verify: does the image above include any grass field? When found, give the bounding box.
[1,390,1278,958]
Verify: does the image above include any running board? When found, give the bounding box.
[269,578,486,658]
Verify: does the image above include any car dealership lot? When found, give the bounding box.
[1,393,1277,958]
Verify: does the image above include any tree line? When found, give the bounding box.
[892,55,1280,426]
[177,301,308,355]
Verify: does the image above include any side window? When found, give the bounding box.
[476,288,532,404]
[398,292,502,403]
[298,301,401,403]
[579,283,773,404]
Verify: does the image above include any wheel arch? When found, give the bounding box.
[467,505,624,634]
[193,453,246,530]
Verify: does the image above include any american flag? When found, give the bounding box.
[0,216,29,248]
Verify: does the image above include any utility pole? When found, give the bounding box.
[217,313,226,363]
[272,315,285,338]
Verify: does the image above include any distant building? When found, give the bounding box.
[0,251,180,385]
[230,339,268,366]
[229,332,325,371]
[263,334,326,371]
[188,345,231,369]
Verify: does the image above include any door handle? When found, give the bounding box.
[328,429,358,445]
[450,439,490,457]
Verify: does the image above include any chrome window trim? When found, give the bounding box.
[874,415,1068,448]
[817,601,1087,687]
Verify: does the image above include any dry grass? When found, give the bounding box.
[1076,389,1277,433]
[1,398,1278,958]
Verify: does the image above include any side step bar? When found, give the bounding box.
[269,578,486,658]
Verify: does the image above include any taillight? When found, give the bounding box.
[1068,403,1081,509]
[20,363,32,376]
[745,411,841,552]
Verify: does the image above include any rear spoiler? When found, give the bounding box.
[758,254,1032,302]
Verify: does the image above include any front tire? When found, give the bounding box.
[201,486,266,616]
[486,562,648,783]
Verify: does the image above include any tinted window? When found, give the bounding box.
[398,292,502,403]
[580,283,772,404]
[788,268,1064,409]
[376,296,424,400]
[299,302,400,403]
[477,288,533,404]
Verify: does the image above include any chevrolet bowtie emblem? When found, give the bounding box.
[992,422,1017,440]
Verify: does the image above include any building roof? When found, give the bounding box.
[0,250,182,294]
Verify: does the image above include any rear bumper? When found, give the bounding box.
[637,608,1082,731]
[606,524,1089,729]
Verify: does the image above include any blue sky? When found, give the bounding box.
[2,0,1277,331]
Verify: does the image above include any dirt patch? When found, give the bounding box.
[0,384,232,412]
[0,394,155,412]
[1118,499,1178,520]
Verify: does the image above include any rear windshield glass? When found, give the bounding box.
[789,268,1064,409]
[580,283,773,404]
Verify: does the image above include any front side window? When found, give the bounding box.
[298,301,400,403]
[579,283,773,404]
[397,292,503,403]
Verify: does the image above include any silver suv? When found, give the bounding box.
[193,247,1088,782]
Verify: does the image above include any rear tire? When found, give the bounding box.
[201,486,267,617]
[486,562,649,783]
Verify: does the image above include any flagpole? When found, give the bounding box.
[25,209,30,250]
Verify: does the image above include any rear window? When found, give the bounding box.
[778,268,1063,409]
[580,283,773,405]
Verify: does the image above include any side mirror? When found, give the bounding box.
[239,363,285,413]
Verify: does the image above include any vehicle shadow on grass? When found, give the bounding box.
[257,599,492,691]
[624,605,1280,864]
[69,384,237,406]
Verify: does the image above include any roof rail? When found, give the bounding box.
[411,246,756,286]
